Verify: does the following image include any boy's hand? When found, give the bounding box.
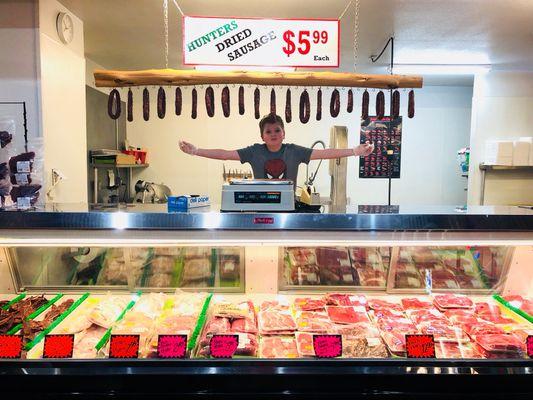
[179,140,198,155]
[354,141,374,157]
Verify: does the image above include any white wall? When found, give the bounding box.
[39,0,87,203]
[126,84,472,206]
[468,71,533,205]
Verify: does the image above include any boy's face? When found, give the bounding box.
[261,122,285,147]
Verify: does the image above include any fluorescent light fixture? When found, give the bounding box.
[195,65,296,72]
[393,64,491,75]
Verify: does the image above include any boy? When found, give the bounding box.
[179,113,374,183]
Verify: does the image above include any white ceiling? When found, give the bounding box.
[60,0,533,86]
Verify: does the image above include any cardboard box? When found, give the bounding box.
[513,140,530,166]
[485,141,513,165]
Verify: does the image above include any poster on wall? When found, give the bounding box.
[183,16,339,68]
[359,116,402,179]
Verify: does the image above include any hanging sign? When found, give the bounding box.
[183,16,339,68]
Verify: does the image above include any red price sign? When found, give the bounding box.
[313,335,342,358]
[282,30,329,57]
[157,335,187,359]
[109,335,139,359]
[0,335,22,359]
[527,336,533,358]
[406,335,435,358]
[210,334,238,358]
[43,334,74,359]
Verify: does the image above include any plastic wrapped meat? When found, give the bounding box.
[417,320,469,343]
[433,294,473,310]
[10,184,41,205]
[370,308,405,321]
[147,273,173,287]
[182,258,211,283]
[99,259,128,284]
[213,301,252,319]
[204,317,231,335]
[112,311,156,357]
[503,295,533,315]
[219,255,240,280]
[287,247,317,266]
[295,332,315,357]
[88,296,129,328]
[131,293,166,318]
[8,151,35,173]
[73,325,107,359]
[367,299,403,312]
[324,293,367,308]
[183,247,210,259]
[401,298,433,311]
[315,247,351,267]
[198,332,258,358]
[357,268,387,286]
[293,297,326,311]
[258,310,296,334]
[475,334,524,354]
[295,311,335,333]
[0,130,12,148]
[377,317,417,334]
[462,321,505,337]
[260,336,298,358]
[231,316,258,334]
[335,322,380,339]
[150,256,175,274]
[435,341,481,359]
[319,265,355,285]
[455,275,484,289]
[380,330,409,354]
[291,264,320,285]
[406,308,446,325]
[475,302,516,325]
[395,272,422,288]
[326,306,369,324]
[342,337,388,358]
[510,326,533,343]
[260,300,290,312]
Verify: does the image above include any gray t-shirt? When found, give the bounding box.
[237,143,313,183]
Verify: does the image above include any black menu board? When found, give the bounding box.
[359,116,402,179]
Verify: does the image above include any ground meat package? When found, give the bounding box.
[342,337,389,358]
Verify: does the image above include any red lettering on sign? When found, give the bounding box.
[313,335,342,358]
[527,336,533,358]
[43,334,74,359]
[406,334,435,358]
[210,334,238,358]
[109,335,139,359]
[157,334,187,359]
[253,217,274,224]
[0,335,22,359]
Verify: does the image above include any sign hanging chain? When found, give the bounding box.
[171,0,185,17]
[338,1,359,72]
[164,0,169,68]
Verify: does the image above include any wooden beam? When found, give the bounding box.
[94,69,423,89]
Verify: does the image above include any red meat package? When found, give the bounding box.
[198,332,258,357]
[475,302,516,325]
[260,300,290,312]
[295,332,316,357]
[401,298,433,311]
[315,247,351,267]
[510,326,533,343]
[259,336,299,358]
[231,316,258,334]
[406,308,447,325]
[433,294,473,310]
[475,334,525,354]
[367,299,403,312]
[295,311,335,333]
[258,310,297,334]
[369,308,405,321]
[503,295,533,315]
[323,293,367,308]
[435,342,482,359]
[445,309,477,326]
[379,330,409,354]
[326,306,369,324]
[417,320,469,343]
[287,247,317,266]
[462,321,505,337]
[335,322,381,339]
[357,268,387,287]
[293,297,326,312]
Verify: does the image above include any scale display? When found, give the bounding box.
[234,192,281,204]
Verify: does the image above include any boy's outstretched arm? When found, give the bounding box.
[310,142,374,160]
[179,140,240,160]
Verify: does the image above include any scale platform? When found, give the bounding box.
[221,179,295,212]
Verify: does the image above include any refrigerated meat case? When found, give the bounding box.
[0,205,531,399]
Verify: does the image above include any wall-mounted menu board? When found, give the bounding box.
[359,117,402,179]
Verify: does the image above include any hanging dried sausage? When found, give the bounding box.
[299,90,310,124]
[361,89,369,120]
[142,88,150,121]
[191,88,197,119]
[270,88,276,115]
[127,89,133,122]
[157,87,166,119]
[238,86,245,115]
[107,89,121,120]
[254,88,260,119]
[175,87,182,116]
[285,88,292,123]
[347,89,353,113]
[221,86,230,117]
[392,90,400,119]
[408,90,415,118]
[376,91,385,120]
[330,89,340,118]
[205,86,215,117]
[316,88,322,121]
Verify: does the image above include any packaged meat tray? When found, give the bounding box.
[367,299,403,312]
[369,308,405,321]
[395,272,423,288]
[503,294,533,315]
[183,247,211,259]
[315,247,351,268]
[295,311,335,333]
[293,297,326,311]
[475,302,516,325]
[379,330,409,355]
[433,294,474,310]
[150,256,176,274]
[435,341,482,359]
[295,332,316,357]
[326,306,369,324]
[218,253,240,281]
[319,265,356,285]
[462,321,505,337]
[288,263,321,285]
[416,320,469,343]
[432,278,460,289]
[342,337,388,358]
[335,322,381,339]
[474,334,525,354]
[286,247,317,266]
[258,309,297,334]
[181,258,212,284]
[406,308,446,325]
[357,268,387,286]
[259,336,299,358]
[401,298,433,311]
[198,332,258,358]
[323,293,367,308]
[88,296,129,328]
[153,247,181,256]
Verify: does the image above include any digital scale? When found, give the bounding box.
[221,179,295,212]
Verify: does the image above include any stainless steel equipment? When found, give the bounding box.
[134,180,172,203]
[221,179,295,212]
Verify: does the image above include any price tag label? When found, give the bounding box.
[183,16,339,68]
[43,334,74,358]
[157,334,187,359]
[16,197,31,210]
[109,335,139,359]
[527,336,533,358]
[210,334,238,358]
[405,335,435,358]
[16,161,31,173]
[313,334,342,358]
[15,173,29,185]
[0,335,23,359]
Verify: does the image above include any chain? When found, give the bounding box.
[164,0,169,68]
[353,0,360,72]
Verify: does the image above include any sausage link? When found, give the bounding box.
[108,89,121,120]
[205,86,215,117]
[285,88,292,123]
[392,90,400,119]
[191,88,197,119]
[143,88,150,121]
[238,86,245,115]
[316,89,322,121]
[221,86,230,117]
[127,89,133,122]
[330,89,340,118]
[157,87,166,119]
[270,88,276,115]
[299,90,310,124]
[361,89,369,120]
[347,89,354,113]
[254,88,260,119]
[376,91,385,120]
[408,90,415,118]
[175,87,182,116]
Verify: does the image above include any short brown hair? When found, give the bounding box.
[259,113,284,134]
